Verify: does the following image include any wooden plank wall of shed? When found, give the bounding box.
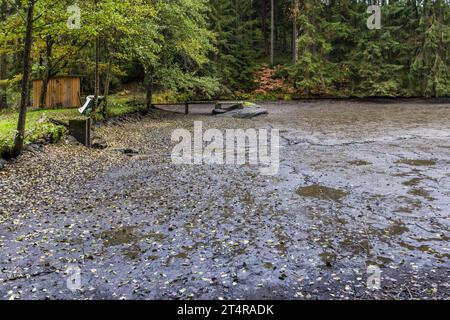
[33,77,81,108]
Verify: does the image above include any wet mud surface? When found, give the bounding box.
[0,100,449,300]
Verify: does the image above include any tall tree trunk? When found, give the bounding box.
[39,75,49,108]
[39,36,52,108]
[145,66,154,110]
[93,35,100,113]
[0,53,7,110]
[292,0,298,63]
[103,52,113,117]
[13,0,35,157]
[93,0,100,113]
[0,0,8,109]
[261,0,269,56]
[270,0,274,66]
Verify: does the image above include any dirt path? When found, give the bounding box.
[0,101,449,300]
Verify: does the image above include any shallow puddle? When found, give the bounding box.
[349,160,372,166]
[408,188,435,201]
[99,226,139,246]
[264,262,274,270]
[319,252,337,267]
[297,185,349,202]
[396,159,437,166]
[367,256,394,268]
[122,244,144,260]
[402,178,423,187]
[165,252,189,266]
[386,221,410,236]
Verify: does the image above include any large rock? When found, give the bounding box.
[65,135,81,145]
[213,102,268,119]
[231,106,268,119]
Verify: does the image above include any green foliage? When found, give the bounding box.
[209,0,260,94]
[346,8,404,97]
[0,103,143,158]
[410,0,450,97]
[0,120,67,159]
[287,0,450,97]
[289,1,335,96]
[156,66,219,99]
[207,0,450,98]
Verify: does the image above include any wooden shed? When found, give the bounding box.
[33,76,81,108]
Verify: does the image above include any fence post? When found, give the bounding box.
[69,118,92,147]
[185,102,189,115]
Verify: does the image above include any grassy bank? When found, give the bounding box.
[0,101,144,159]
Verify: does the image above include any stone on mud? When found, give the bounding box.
[91,137,108,149]
[113,147,139,155]
[213,102,268,118]
[35,139,46,145]
[65,135,80,145]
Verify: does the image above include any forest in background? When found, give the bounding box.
[0,0,449,113]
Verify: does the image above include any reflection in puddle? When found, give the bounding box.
[123,244,144,261]
[264,262,274,270]
[408,188,435,201]
[99,226,139,246]
[402,178,423,186]
[399,242,450,259]
[349,160,372,166]
[297,185,349,202]
[367,256,393,268]
[319,252,337,267]
[386,221,410,236]
[395,159,437,166]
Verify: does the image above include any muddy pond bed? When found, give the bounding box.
[0,100,449,300]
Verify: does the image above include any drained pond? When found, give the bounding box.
[0,100,449,300]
